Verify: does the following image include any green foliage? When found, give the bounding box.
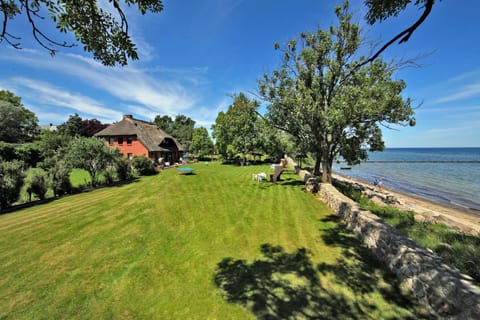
[256,119,293,161]
[49,160,72,196]
[65,137,118,186]
[258,1,415,183]
[115,157,134,181]
[58,113,83,137]
[153,115,174,133]
[35,130,72,165]
[212,93,261,160]
[1,1,164,66]
[16,142,43,168]
[24,168,49,201]
[153,114,195,150]
[172,114,196,150]
[433,232,480,282]
[364,0,430,24]
[103,167,116,185]
[0,160,25,209]
[189,127,214,159]
[131,155,157,176]
[0,90,39,143]
[0,142,17,161]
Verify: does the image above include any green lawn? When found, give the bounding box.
[0,162,426,319]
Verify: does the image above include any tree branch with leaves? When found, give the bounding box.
[0,0,164,66]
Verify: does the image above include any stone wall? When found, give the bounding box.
[284,156,480,319]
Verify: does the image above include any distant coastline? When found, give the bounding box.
[333,147,480,215]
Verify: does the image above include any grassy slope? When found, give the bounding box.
[0,163,423,319]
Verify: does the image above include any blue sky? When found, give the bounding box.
[0,0,479,147]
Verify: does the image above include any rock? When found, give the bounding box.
[305,177,319,193]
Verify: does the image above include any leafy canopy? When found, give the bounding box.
[65,136,120,186]
[189,127,214,159]
[153,114,195,150]
[212,93,261,160]
[0,90,39,143]
[258,1,415,183]
[0,0,164,66]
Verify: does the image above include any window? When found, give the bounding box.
[118,137,124,145]
[127,137,133,145]
[127,153,133,160]
[109,137,114,145]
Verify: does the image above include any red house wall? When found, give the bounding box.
[105,137,149,158]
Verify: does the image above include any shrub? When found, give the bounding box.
[103,167,116,185]
[25,168,49,201]
[115,157,134,181]
[131,155,157,176]
[0,142,18,162]
[49,160,72,196]
[0,160,25,209]
[16,143,43,168]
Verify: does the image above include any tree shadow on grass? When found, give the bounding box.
[214,222,431,319]
[214,243,362,319]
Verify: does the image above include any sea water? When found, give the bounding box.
[332,148,480,215]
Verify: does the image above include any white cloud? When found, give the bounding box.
[5,77,122,122]
[433,83,480,104]
[1,50,198,116]
[445,69,480,84]
[426,124,479,136]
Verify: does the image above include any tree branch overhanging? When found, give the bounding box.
[366,0,434,64]
[343,0,434,82]
[25,0,75,57]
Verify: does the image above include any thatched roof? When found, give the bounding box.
[95,115,184,152]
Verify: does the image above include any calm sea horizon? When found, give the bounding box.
[332,147,480,215]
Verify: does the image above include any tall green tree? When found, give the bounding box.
[256,119,293,161]
[153,115,174,133]
[172,114,195,151]
[153,114,194,150]
[258,1,415,183]
[58,113,83,137]
[1,1,164,66]
[35,130,72,169]
[212,93,260,161]
[0,90,38,143]
[189,127,214,159]
[65,137,120,186]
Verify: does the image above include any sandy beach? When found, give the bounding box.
[333,173,480,235]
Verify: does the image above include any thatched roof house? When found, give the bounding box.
[95,115,184,164]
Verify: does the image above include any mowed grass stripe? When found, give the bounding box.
[0,162,423,319]
[0,187,131,233]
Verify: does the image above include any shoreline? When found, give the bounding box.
[332,173,480,235]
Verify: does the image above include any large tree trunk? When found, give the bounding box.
[313,152,321,176]
[321,158,332,183]
[320,148,332,183]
